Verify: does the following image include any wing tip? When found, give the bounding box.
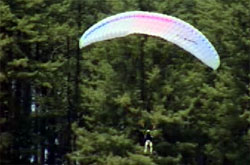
[79,38,87,49]
[211,60,220,70]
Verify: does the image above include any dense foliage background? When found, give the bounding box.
[0,0,249,164]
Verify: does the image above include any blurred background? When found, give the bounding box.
[0,0,249,164]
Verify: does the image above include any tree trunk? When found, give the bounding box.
[139,36,148,111]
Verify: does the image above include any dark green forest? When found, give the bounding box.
[0,0,249,164]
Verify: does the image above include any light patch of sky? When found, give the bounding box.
[55,138,59,145]
[45,148,48,162]
[31,103,36,112]
[30,155,35,163]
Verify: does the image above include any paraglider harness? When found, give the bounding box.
[144,130,153,154]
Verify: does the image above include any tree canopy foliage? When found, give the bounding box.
[0,0,249,164]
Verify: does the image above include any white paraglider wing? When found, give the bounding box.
[79,11,220,70]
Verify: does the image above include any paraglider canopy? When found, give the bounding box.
[79,11,220,70]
